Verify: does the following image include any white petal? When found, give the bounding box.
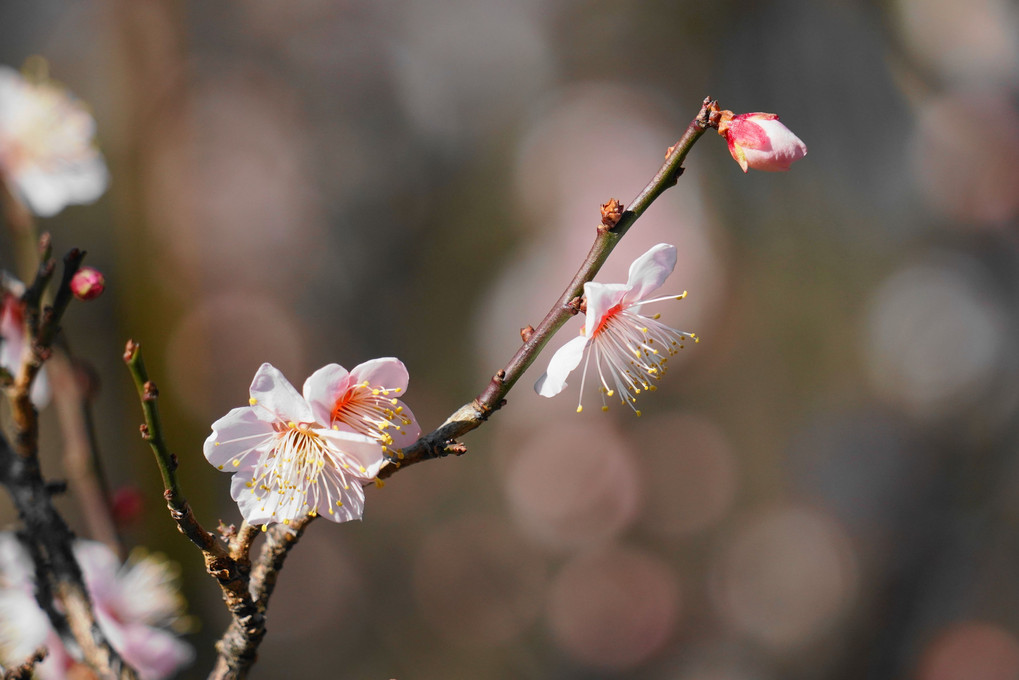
[204,407,271,468]
[321,430,386,478]
[388,399,422,450]
[248,363,313,424]
[622,243,677,306]
[314,469,366,523]
[302,363,350,425]
[348,357,410,393]
[229,471,271,525]
[535,334,589,397]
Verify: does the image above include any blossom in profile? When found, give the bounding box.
[0,533,193,680]
[303,358,421,459]
[0,272,49,406]
[717,110,807,172]
[534,243,697,415]
[204,363,387,526]
[0,63,108,217]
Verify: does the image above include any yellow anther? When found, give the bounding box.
[217,465,224,470]
[232,459,240,467]
[374,478,385,488]
[372,389,380,396]
[336,500,343,507]
[249,398,258,406]
[652,313,661,320]
[394,387,402,393]
[359,465,367,473]
[261,525,268,533]
[390,398,398,405]
[283,519,290,525]
[576,405,584,413]
[607,389,615,397]
[214,441,221,446]
[635,410,642,417]
[602,405,609,412]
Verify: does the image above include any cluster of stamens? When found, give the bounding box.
[578,292,697,416]
[330,381,413,457]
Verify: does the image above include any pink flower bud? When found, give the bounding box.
[70,267,105,300]
[717,111,807,173]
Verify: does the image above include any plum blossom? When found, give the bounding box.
[204,363,388,526]
[534,243,697,415]
[70,266,105,300]
[0,533,193,680]
[0,272,49,406]
[0,64,108,217]
[305,358,421,459]
[717,110,807,172]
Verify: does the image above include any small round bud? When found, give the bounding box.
[717,110,807,173]
[71,267,105,300]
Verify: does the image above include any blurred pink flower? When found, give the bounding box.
[717,111,807,173]
[0,65,108,217]
[0,533,193,680]
[204,363,386,526]
[0,272,49,406]
[310,358,421,458]
[535,243,696,415]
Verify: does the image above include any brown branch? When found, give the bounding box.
[380,97,719,479]
[2,647,47,680]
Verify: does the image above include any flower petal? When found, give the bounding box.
[387,400,422,450]
[583,282,629,337]
[321,430,386,479]
[248,363,313,424]
[302,363,351,425]
[621,243,677,306]
[204,407,271,469]
[535,334,589,397]
[313,468,367,523]
[348,357,410,393]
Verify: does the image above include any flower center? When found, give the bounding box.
[248,422,334,518]
[330,381,411,454]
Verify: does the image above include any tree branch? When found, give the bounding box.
[380,97,720,479]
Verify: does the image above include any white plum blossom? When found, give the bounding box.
[204,363,389,526]
[535,243,697,415]
[717,110,807,173]
[307,358,421,459]
[0,64,108,217]
[0,533,193,680]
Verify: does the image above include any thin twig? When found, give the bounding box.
[380,97,719,479]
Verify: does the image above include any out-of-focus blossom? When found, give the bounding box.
[70,266,105,301]
[0,272,49,406]
[0,533,193,680]
[535,244,697,415]
[0,64,108,217]
[306,358,421,458]
[717,111,807,172]
[204,363,386,526]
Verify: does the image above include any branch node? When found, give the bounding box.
[520,325,534,342]
[139,424,151,440]
[142,381,159,401]
[599,198,624,230]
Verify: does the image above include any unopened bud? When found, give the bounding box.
[717,111,807,173]
[111,486,144,526]
[70,267,105,300]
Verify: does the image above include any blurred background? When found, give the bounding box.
[4,0,1019,678]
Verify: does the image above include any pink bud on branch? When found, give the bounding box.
[717,111,807,172]
[70,266,104,300]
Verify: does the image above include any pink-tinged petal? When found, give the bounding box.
[740,117,807,171]
[115,624,195,680]
[583,282,629,337]
[313,468,366,523]
[74,540,121,605]
[248,363,313,424]
[204,407,271,469]
[302,363,351,425]
[728,136,750,173]
[621,243,677,306]
[388,400,422,450]
[535,334,589,397]
[321,430,386,479]
[347,357,410,393]
[0,590,52,659]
